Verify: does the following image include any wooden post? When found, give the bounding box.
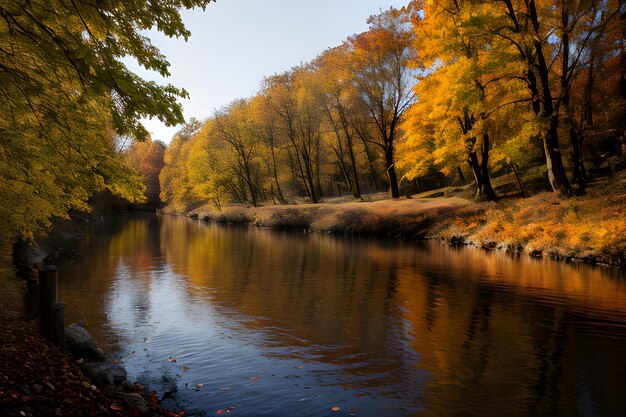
[38,265,58,340]
[51,302,66,350]
[25,276,39,321]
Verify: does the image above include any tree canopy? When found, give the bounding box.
[0,0,212,246]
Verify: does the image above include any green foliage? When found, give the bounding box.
[0,0,212,246]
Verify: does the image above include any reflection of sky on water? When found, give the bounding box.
[57,214,626,417]
[104,259,426,417]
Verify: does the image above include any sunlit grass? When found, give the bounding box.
[436,172,626,263]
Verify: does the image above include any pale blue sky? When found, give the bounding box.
[128,0,409,143]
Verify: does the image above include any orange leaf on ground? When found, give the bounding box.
[331,406,341,412]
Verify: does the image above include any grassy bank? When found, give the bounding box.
[433,172,626,266]
[166,171,626,267]
[182,196,473,241]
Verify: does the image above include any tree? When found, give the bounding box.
[159,118,202,212]
[1,0,213,246]
[125,138,166,208]
[314,46,365,198]
[214,100,264,207]
[263,68,324,203]
[249,95,288,204]
[401,0,535,201]
[348,6,419,198]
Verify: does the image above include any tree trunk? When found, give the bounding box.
[479,133,498,201]
[270,142,286,204]
[560,2,585,195]
[337,159,352,191]
[456,166,466,184]
[543,122,573,194]
[385,146,400,199]
[244,167,258,207]
[301,146,318,204]
[355,128,382,191]
[347,141,361,198]
[509,162,525,198]
[529,0,572,194]
[569,128,586,193]
[468,150,482,192]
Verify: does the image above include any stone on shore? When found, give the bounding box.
[64,322,106,361]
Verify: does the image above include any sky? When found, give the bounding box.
[126,0,409,143]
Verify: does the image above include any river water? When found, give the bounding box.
[56,214,626,417]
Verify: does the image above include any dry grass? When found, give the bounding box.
[435,171,626,264]
[184,197,472,240]
[165,171,626,265]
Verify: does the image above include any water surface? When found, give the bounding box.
[57,214,626,417]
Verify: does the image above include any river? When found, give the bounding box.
[56,214,626,417]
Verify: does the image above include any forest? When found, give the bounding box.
[152,0,626,215]
[1,0,624,253]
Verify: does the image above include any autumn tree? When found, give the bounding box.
[125,138,166,208]
[249,95,288,204]
[263,68,324,203]
[495,0,620,193]
[401,0,536,201]
[313,46,366,198]
[213,100,265,207]
[0,0,213,248]
[160,118,203,212]
[348,6,418,198]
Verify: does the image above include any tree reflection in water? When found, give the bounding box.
[57,214,626,417]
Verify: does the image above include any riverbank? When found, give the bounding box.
[166,170,626,267]
[0,267,179,417]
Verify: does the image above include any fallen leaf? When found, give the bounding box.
[249,376,259,381]
[110,403,123,411]
[195,383,204,389]
[331,406,341,412]
[217,410,224,415]
[113,359,120,364]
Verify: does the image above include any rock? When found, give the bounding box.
[161,375,177,399]
[116,392,147,413]
[64,323,106,361]
[80,360,127,387]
